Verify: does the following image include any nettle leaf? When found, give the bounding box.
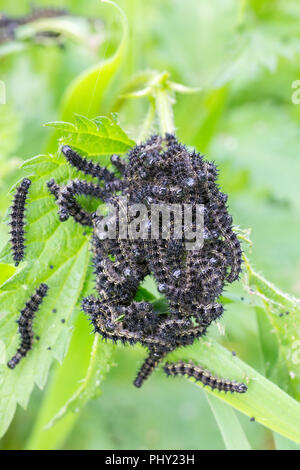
[25,314,115,450]
[215,5,300,88]
[44,335,114,430]
[244,257,300,400]
[46,114,134,156]
[0,115,134,439]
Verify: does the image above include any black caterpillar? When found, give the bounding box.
[9,178,31,267]
[164,361,247,393]
[7,283,48,369]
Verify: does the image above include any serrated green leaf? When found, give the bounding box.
[44,122,77,133]
[25,306,114,450]
[0,114,134,440]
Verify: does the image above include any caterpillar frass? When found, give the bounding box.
[163,361,247,393]
[9,178,31,267]
[7,283,48,369]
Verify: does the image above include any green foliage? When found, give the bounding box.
[46,114,134,156]
[216,0,300,87]
[244,256,300,399]
[25,316,114,450]
[47,0,129,151]
[168,337,300,444]
[0,0,300,451]
[0,115,133,440]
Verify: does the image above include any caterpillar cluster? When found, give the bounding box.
[7,132,245,394]
[7,283,48,369]
[46,135,245,392]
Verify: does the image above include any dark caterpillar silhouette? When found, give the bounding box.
[9,178,31,266]
[163,361,247,393]
[7,283,48,369]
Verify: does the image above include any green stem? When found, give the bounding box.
[154,86,175,136]
[138,98,156,142]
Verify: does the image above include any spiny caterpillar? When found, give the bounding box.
[7,283,48,369]
[61,145,119,183]
[163,361,247,393]
[9,178,31,266]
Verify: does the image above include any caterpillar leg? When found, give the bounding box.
[163,361,247,393]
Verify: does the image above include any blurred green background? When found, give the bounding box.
[0,0,300,450]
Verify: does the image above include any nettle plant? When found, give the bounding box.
[0,0,300,449]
